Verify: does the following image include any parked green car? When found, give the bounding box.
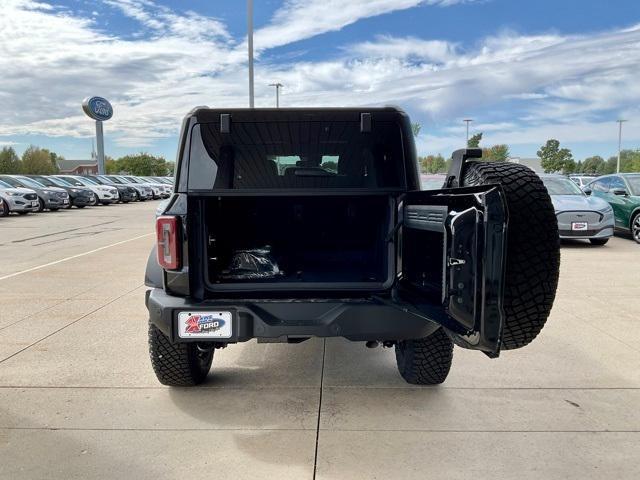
[587,174,640,243]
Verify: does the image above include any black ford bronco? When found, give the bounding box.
[145,107,559,386]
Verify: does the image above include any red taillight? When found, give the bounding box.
[156,216,180,270]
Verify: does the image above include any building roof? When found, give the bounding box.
[508,157,543,173]
[57,159,97,170]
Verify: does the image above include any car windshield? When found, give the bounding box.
[105,176,124,184]
[48,177,73,187]
[86,176,104,185]
[125,176,142,183]
[31,176,56,187]
[541,176,584,195]
[0,179,12,188]
[80,177,99,185]
[58,176,85,187]
[96,176,113,184]
[626,175,640,195]
[16,177,45,188]
[0,176,24,188]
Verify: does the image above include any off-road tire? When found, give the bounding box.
[589,238,609,246]
[395,328,453,385]
[462,161,560,350]
[148,321,213,386]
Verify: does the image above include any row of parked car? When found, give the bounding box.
[0,174,173,216]
[420,171,640,245]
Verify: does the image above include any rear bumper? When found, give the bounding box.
[145,288,439,343]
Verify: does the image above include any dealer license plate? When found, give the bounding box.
[177,311,232,339]
[63,199,69,204]
[31,200,38,207]
[571,222,588,231]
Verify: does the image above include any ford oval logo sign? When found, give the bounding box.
[82,96,113,121]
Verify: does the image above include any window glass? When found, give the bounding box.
[0,176,22,187]
[198,120,406,189]
[541,176,584,195]
[590,178,610,192]
[609,176,626,190]
[16,177,45,188]
[626,175,640,195]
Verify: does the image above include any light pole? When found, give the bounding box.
[269,83,283,108]
[617,119,627,173]
[247,0,255,108]
[463,119,473,145]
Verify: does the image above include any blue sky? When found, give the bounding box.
[1,0,639,162]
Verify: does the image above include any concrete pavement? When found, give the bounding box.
[0,202,639,479]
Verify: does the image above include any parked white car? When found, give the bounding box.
[0,178,39,215]
[55,175,119,205]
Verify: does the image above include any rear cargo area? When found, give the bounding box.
[203,195,393,289]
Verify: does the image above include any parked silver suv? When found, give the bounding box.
[0,178,39,215]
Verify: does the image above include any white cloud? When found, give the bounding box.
[254,0,473,50]
[102,0,230,40]
[347,35,458,64]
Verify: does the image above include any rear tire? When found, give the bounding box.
[148,321,213,386]
[589,238,609,246]
[395,328,453,385]
[462,161,560,350]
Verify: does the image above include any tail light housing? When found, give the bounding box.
[156,216,181,270]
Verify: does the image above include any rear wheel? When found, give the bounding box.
[632,213,640,244]
[462,161,560,350]
[395,328,453,385]
[589,238,609,246]
[148,321,213,386]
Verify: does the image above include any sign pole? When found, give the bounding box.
[95,120,105,175]
[82,96,113,174]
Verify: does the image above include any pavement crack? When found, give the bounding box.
[312,339,327,480]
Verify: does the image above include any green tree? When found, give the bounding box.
[115,152,170,176]
[0,146,22,173]
[537,139,574,174]
[581,156,605,174]
[419,154,446,173]
[482,144,510,162]
[21,146,58,174]
[411,123,422,137]
[468,132,482,148]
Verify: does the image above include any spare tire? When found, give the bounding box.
[462,161,560,350]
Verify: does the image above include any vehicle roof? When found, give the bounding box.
[189,106,407,123]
